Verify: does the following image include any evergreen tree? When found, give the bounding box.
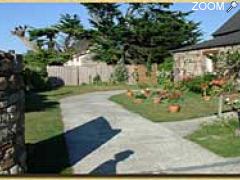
[112,57,129,83]
[55,14,86,50]
[83,3,202,64]
[29,27,58,50]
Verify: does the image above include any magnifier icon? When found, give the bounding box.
[227,1,238,12]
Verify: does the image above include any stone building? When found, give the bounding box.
[173,10,240,81]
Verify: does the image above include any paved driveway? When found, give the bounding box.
[60,90,240,174]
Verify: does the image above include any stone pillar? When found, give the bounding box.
[0,51,26,174]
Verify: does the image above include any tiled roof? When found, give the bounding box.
[173,31,240,53]
[213,10,240,36]
[173,10,240,53]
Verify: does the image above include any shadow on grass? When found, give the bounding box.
[25,91,59,112]
[26,116,121,174]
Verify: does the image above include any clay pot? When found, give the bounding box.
[182,75,192,82]
[126,90,134,98]
[211,79,226,87]
[153,97,161,104]
[144,89,151,97]
[168,104,181,113]
[203,96,211,101]
[133,99,144,104]
[200,83,208,90]
[158,91,168,98]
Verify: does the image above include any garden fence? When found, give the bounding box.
[47,63,157,86]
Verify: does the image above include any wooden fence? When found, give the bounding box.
[47,63,157,86]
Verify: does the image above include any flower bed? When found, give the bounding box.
[110,90,230,122]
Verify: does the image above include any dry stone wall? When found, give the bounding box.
[0,51,26,174]
[173,45,240,81]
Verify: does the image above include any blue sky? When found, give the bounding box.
[0,3,239,53]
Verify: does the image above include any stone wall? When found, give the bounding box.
[173,45,240,81]
[0,51,26,174]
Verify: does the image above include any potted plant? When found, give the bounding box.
[201,83,211,101]
[167,91,183,113]
[158,90,169,99]
[152,96,161,104]
[133,92,146,104]
[126,89,134,98]
[211,78,226,87]
[143,88,151,97]
[150,91,161,104]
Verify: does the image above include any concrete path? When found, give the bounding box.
[60,91,240,175]
[161,112,237,137]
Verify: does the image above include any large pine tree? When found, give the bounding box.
[83,3,202,64]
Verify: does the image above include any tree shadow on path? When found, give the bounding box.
[27,116,121,174]
[90,150,134,175]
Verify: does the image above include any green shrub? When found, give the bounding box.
[93,74,102,85]
[23,67,50,91]
[23,52,50,91]
[135,93,147,99]
[157,56,174,89]
[202,73,216,82]
[23,49,72,91]
[138,83,151,89]
[81,82,87,86]
[184,76,203,93]
[111,58,129,83]
[184,73,216,93]
[158,56,174,72]
[157,70,171,89]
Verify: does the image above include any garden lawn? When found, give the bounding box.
[110,92,230,122]
[25,84,131,174]
[187,119,240,157]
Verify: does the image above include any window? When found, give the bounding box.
[205,57,214,73]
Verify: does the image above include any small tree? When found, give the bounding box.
[112,57,129,83]
[210,50,240,135]
[210,50,240,80]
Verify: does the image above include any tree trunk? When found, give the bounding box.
[17,36,39,52]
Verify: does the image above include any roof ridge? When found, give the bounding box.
[213,10,240,36]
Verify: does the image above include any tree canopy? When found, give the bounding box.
[13,4,202,65]
[27,13,87,53]
[83,3,202,64]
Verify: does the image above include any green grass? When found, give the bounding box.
[187,119,240,157]
[25,84,131,174]
[110,92,230,122]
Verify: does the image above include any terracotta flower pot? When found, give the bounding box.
[158,90,168,97]
[126,90,134,98]
[182,75,192,82]
[153,97,161,104]
[203,96,211,101]
[144,89,151,97]
[168,104,181,113]
[201,83,208,90]
[133,98,144,104]
[211,79,226,87]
